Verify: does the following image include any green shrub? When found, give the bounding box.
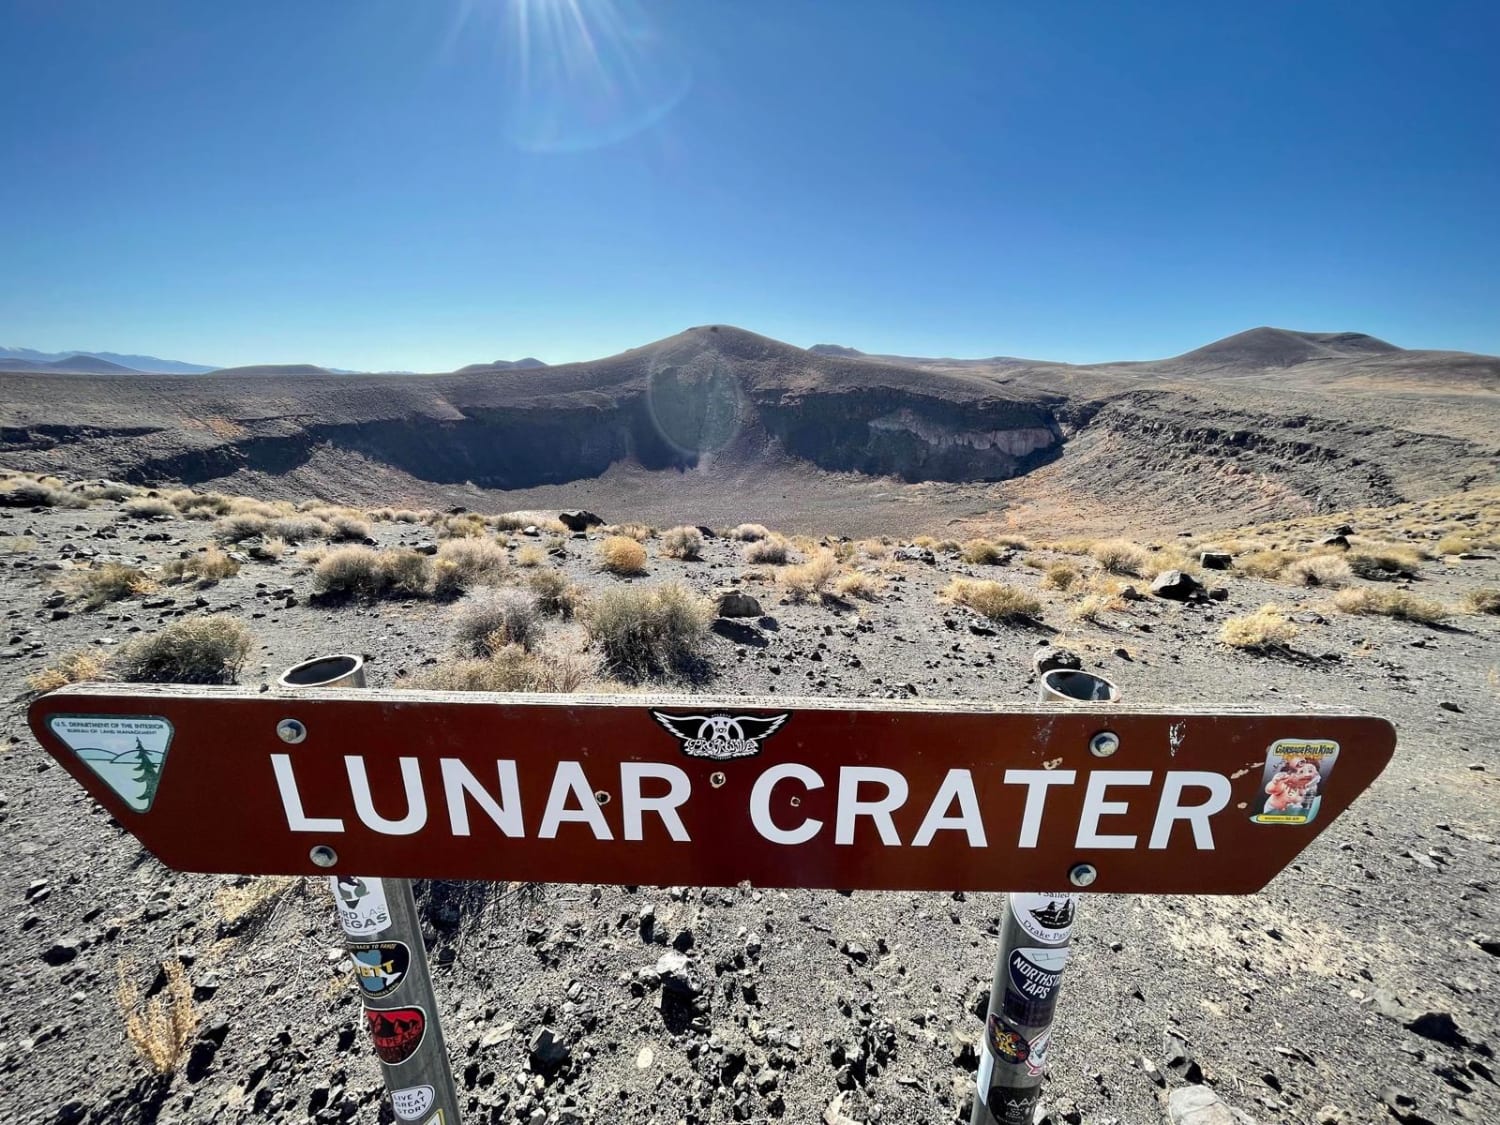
[451,589,541,656]
[1090,539,1149,576]
[742,535,791,564]
[314,547,430,599]
[940,578,1042,623]
[113,616,253,684]
[584,583,712,681]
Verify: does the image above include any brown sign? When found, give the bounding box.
[28,685,1395,894]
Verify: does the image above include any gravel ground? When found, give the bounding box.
[0,493,1496,1125]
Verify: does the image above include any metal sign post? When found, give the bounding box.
[279,656,461,1125]
[972,669,1119,1125]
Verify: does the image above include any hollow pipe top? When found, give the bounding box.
[277,654,366,690]
[1039,667,1121,703]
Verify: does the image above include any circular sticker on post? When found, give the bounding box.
[985,1013,1031,1064]
[365,1006,427,1065]
[1010,892,1076,945]
[1003,946,1070,1026]
[350,940,411,999]
[331,875,392,937]
[392,1085,435,1120]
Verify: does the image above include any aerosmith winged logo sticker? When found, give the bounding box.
[651,711,789,760]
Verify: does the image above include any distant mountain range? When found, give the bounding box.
[0,346,218,374]
[0,345,547,376]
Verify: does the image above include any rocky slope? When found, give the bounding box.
[0,326,1495,536]
[0,484,1496,1125]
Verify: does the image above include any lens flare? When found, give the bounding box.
[458,0,692,152]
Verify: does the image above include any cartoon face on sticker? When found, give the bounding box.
[350,940,411,999]
[1010,892,1076,945]
[366,1006,427,1065]
[391,1085,434,1121]
[985,1013,1031,1064]
[47,715,173,812]
[331,876,392,936]
[1249,738,1339,826]
[1024,1027,1051,1077]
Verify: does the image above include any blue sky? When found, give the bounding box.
[1,0,1496,371]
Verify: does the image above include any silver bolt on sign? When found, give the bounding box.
[279,655,464,1125]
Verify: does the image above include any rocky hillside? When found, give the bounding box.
[0,325,1495,535]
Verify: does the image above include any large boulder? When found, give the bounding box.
[558,510,604,532]
[1199,551,1232,570]
[1151,569,1204,601]
[714,589,763,618]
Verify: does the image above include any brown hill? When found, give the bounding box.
[0,324,1495,534]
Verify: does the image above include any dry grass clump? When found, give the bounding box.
[170,491,233,518]
[416,645,596,693]
[834,571,885,601]
[742,535,791,564]
[214,875,298,934]
[1347,546,1425,580]
[213,514,270,542]
[778,549,838,603]
[728,523,770,542]
[451,588,541,656]
[1138,548,1199,579]
[1220,605,1298,651]
[492,512,570,535]
[1464,588,1500,615]
[1283,554,1354,588]
[1333,588,1449,623]
[76,563,154,607]
[392,508,426,523]
[603,522,653,542]
[314,547,431,599]
[82,481,140,502]
[1042,562,1080,591]
[326,514,371,541]
[0,478,87,508]
[599,535,648,576]
[163,547,240,583]
[2,477,76,507]
[1090,539,1149,576]
[961,539,1007,565]
[113,616,253,684]
[940,578,1042,624]
[256,536,287,561]
[528,568,584,619]
[123,496,176,518]
[1437,533,1480,555]
[584,583,712,681]
[27,651,109,693]
[117,959,198,1074]
[435,513,489,539]
[1068,592,1125,623]
[514,545,547,568]
[660,526,705,561]
[433,537,509,593]
[1234,549,1294,579]
[268,515,333,543]
[992,534,1032,550]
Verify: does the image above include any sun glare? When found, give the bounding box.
[455,0,691,152]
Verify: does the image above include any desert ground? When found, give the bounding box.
[0,469,1496,1125]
